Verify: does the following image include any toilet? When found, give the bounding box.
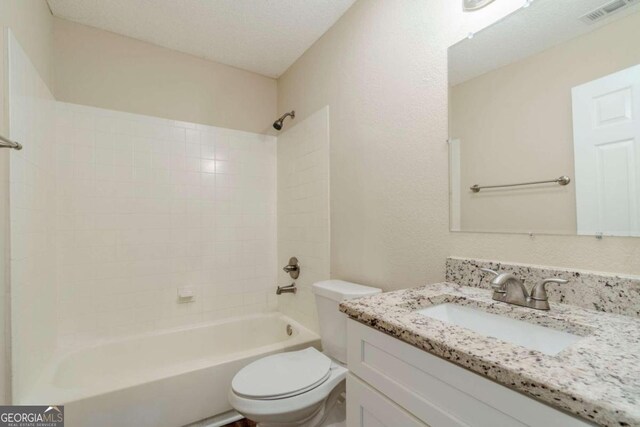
[228,280,382,427]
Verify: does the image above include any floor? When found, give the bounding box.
[184,411,255,427]
[221,420,257,427]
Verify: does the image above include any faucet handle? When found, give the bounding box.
[283,257,300,279]
[479,268,507,292]
[479,268,499,276]
[530,278,568,301]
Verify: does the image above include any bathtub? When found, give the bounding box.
[24,313,320,427]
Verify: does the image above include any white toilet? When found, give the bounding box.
[228,280,381,427]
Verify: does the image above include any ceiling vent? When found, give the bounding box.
[580,0,639,23]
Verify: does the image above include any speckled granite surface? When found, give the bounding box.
[340,283,640,427]
[446,257,640,317]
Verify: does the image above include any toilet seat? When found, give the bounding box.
[228,356,347,426]
[232,348,332,400]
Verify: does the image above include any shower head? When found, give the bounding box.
[273,110,295,130]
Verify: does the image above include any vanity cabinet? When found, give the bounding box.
[346,319,594,427]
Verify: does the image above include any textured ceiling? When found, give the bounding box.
[47,0,356,78]
[449,0,640,85]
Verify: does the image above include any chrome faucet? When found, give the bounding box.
[480,268,567,310]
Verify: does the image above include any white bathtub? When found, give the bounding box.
[24,313,320,427]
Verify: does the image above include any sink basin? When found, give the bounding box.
[416,303,582,356]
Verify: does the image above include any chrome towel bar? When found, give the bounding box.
[0,134,22,150]
[470,175,570,193]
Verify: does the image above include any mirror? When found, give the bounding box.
[448,0,640,237]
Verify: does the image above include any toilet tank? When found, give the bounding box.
[311,280,382,364]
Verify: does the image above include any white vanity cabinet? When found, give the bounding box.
[346,319,594,427]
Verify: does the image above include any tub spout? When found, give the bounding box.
[276,283,297,295]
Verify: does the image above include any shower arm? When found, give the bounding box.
[279,111,295,121]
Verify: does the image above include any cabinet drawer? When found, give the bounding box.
[347,319,593,427]
[347,373,427,427]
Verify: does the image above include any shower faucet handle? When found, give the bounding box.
[283,257,300,279]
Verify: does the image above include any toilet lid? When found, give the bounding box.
[232,348,332,400]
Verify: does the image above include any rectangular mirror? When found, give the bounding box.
[448,0,640,237]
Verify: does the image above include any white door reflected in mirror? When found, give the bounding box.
[572,64,640,237]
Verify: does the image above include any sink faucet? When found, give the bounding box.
[479,268,567,310]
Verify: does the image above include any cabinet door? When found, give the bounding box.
[347,374,428,427]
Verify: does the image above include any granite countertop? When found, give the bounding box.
[339,282,640,427]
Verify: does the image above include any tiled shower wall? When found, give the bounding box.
[8,32,58,400]
[277,107,330,332]
[54,103,277,344]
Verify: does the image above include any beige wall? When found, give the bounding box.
[279,0,448,289]
[452,11,640,234]
[0,0,54,88]
[53,18,277,134]
[278,0,640,290]
[0,5,277,135]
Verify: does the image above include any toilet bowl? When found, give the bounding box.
[228,348,347,427]
[228,280,381,427]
